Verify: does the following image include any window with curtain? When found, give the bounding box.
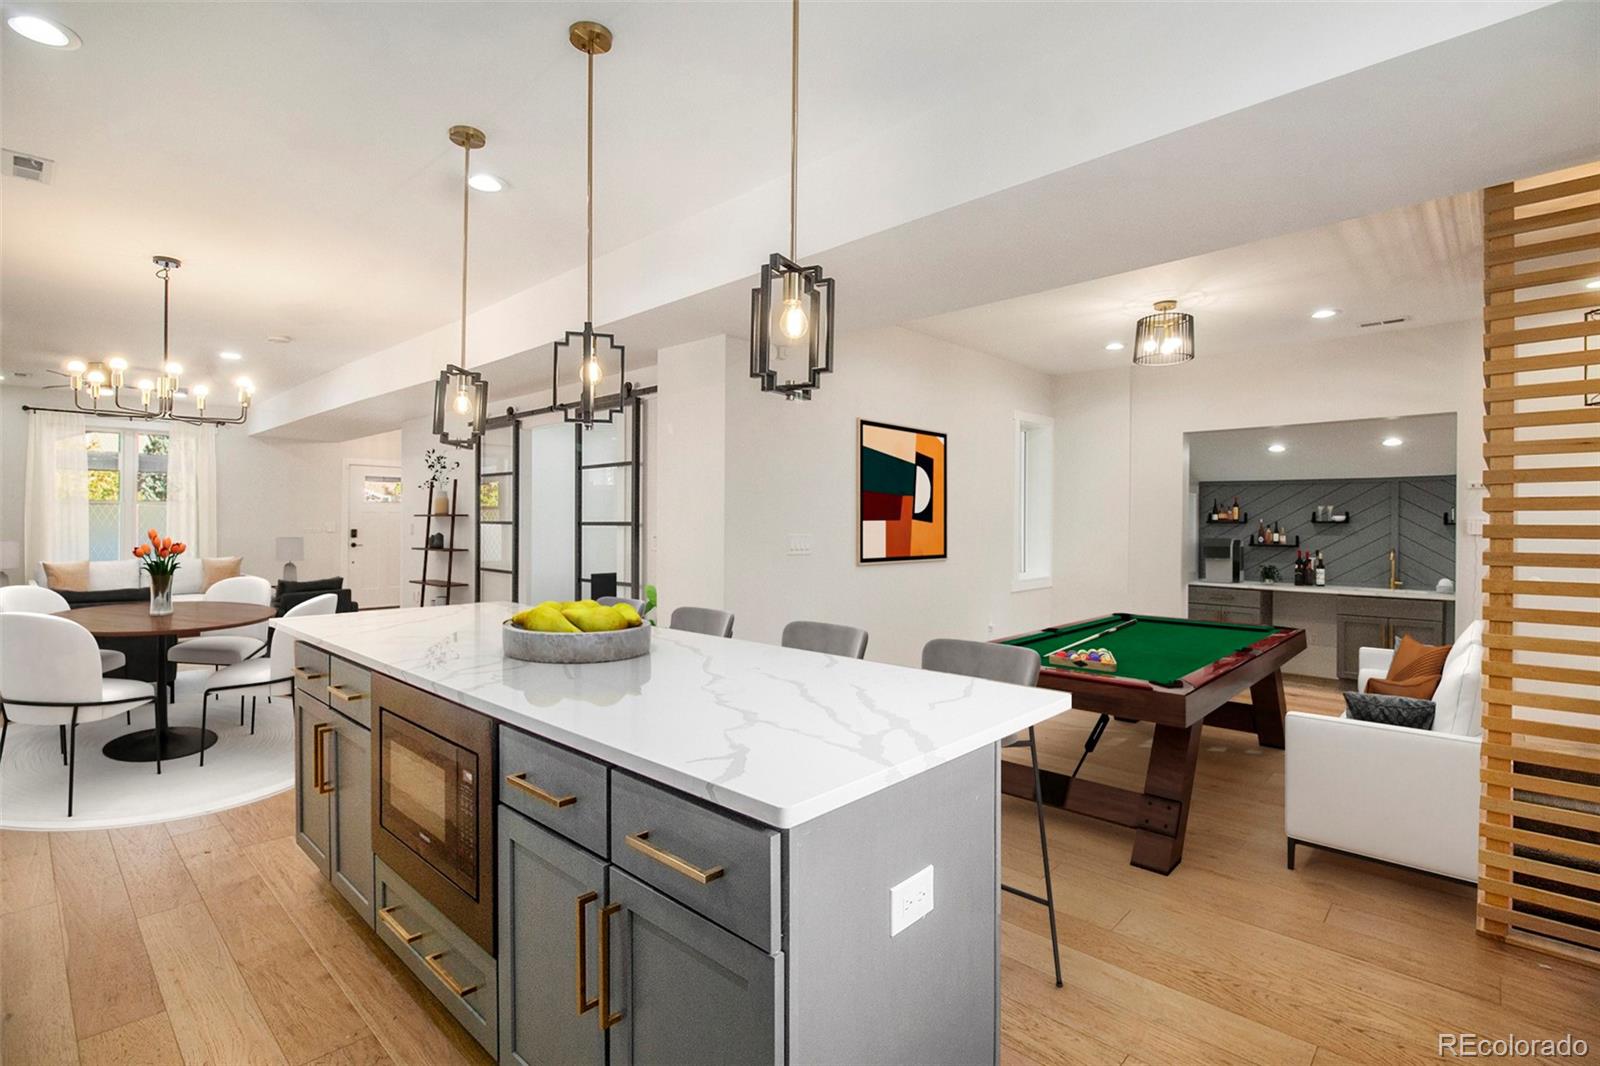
[83,429,169,559]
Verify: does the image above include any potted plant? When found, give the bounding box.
[1258,564,1281,584]
[421,448,460,515]
[132,528,186,615]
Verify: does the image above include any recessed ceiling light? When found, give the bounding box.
[1104,341,1124,351]
[1310,308,1339,320]
[1586,279,1600,290]
[1267,443,1287,453]
[1382,436,1403,448]
[468,173,504,193]
[219,351,243,361]
[7,14,80,48]
[266,335,292,344]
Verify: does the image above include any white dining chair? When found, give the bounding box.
[196,593,338,764]
[166,574,273,700]
[0,584,127,676]
[0,613,157,815]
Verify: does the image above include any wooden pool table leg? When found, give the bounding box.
[1248,671,1287,750]
[1130,722,1203,875]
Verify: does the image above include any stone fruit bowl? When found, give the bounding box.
[502,617,652,664]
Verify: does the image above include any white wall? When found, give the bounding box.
[652,337,732,620]
[1051,320,1485,634]
[716,326,1057,666]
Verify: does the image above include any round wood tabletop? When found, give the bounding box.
[57,600,277,639]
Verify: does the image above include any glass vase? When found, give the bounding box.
[149,570,174,616]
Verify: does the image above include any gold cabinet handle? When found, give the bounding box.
[505,772,576,809]
[423,950,480,999]
[625,831,724,885]
[327,683,366,706]
[575,892,598,1015]
[598,902,623,1031]
[293,667,327,683]
[378,904,425,944]
[312,722,334,794]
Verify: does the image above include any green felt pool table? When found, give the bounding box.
[995,612,1307,874]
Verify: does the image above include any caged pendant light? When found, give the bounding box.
[432,124,491,448]
[749,0,834,401]
[1131,299,1195,366]
[552,20,629,429]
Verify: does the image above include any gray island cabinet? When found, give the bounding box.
[279,603,1070,1065]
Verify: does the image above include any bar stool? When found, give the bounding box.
[670,606,735,638]
[921,637,1062,987]
[781,620,869,659]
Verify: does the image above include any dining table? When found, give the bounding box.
[57,600,279,766]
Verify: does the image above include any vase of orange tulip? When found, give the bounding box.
[133,529,186,616]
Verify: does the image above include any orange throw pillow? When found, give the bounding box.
[202,556,243,591]
[41,560,90,591]
[1374,634,1451,700]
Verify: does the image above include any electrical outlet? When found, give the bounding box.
[890,865,934,936]
[1466,515,1487,538]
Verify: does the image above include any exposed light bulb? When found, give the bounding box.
[164,361,183,379]
[583,356,603,386]
[778,297,809,342]
[137,378,155,390]
[85,367,106,385]
[107,357,128,371]
[193,384,209,397]
[66,359,87,374]
[1160,336,1181,356]
[235,376,254,393]
[453,385,472,415]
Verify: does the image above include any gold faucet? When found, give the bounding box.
[1389,549,1402,590]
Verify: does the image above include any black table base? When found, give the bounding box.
[103,726,218,763]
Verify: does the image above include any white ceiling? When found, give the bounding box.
[1187,413,1459,482]
[1,0,1560,402]
[904,194,1485,374]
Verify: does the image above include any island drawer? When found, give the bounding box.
[374,857,497,1057]
[292,644,331,705]
[610,771,781,952]
[327,657,372,728]
[499,726,608,856]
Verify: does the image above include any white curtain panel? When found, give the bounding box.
[166,422,218,557]
[23,409,89,575]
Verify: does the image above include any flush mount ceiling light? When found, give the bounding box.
[1381,436,1404,448]
[1267,443,1287,453]
[552,21,630,429]
[1131,300,1194,366]
[467,173,504,193]
[64,256,254,424]
[7,13,80,48]
[749,0,835,401]
[433,125,491,448]
[1104,341,1125,351]
[219,350,242,361]
[1586,279,1600,290]
[1310,308,1340,319]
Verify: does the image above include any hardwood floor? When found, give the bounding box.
[2,679,1596,1065]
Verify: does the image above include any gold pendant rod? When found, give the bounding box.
[790,0,799,263]
[461,137,471,369]
[586,43,594,324]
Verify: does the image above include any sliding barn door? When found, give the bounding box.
[1478,162,1600,964]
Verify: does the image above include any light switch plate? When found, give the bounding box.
[787,534,813,556]
[890,864,934,936]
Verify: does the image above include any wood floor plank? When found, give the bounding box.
[306,1035,394,1066]
[218,791,296,849]
[139,900,288,1066]
[77,1012,183,1066]
[109,823,201,919]
[172,823,256,897]
[0,902,80,1066]
[1,829,57,915]
[162,813,221,837]
[48,830,166,1040]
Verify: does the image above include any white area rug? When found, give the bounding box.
[0,668,292,830]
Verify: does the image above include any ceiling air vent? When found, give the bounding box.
[5,150,54,183]
[1358,316,1410,328]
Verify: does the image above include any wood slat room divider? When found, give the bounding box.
[1478,162,1600,965]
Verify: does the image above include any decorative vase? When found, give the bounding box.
[149,570,174,616]
[432,488,450,515]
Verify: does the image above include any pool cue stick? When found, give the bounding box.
[1070,713,1111,779]
[1057,616,1139,653]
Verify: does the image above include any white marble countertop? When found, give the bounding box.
[275,603,1070,829]
[1190,580,1455,602]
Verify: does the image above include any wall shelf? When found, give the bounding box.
[1206,513,1249,525]
[1309,512,1351,524]
[1248,535,1301,548]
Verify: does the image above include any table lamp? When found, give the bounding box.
[0,540,19,587]
[276,536,304,582]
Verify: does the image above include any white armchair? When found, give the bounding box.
[1285,620,1485,883]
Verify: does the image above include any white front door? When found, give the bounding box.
[345,463,404,608]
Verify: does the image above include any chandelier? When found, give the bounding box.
[749,0,834,401]
[1131,299,1195,366]
[432,124,490,448]
[66,256,255,424]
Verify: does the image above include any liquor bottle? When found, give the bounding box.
[1256,519,1267,545]
[1211,498,1220,521]
[1315,551,1326,586]
[1232,497,1241,521]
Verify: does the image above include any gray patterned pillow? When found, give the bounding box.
[1344,691,1435,730]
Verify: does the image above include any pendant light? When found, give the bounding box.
[433,124,491,448]
[1131,299,1195,366]
[749,0,834,401]
[552,21,628,429]
[67,256,255,425]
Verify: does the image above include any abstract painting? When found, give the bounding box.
[859,419,947,563]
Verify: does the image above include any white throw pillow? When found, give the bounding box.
[86,559,139,591]
[1430,621,1486,735]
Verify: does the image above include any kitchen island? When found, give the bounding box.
[276,602,1070,1065]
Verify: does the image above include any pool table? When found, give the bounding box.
[995,612,1307,874]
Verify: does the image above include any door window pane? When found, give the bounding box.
[363,475,403,503]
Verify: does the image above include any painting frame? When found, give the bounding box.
[858,418,948,565]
